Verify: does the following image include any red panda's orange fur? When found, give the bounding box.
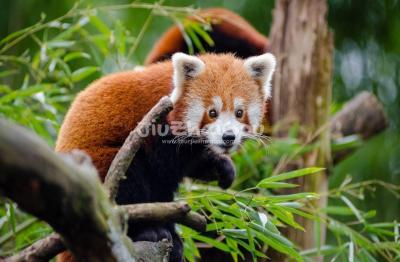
[56,62,174,180]
[145,8,269,65]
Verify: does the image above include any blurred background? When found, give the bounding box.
[0,0,399,261]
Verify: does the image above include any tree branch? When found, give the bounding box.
[121,202,207,232]
[330,91,388,162]
[104,96,174,201]
[5,233,64,262]
[331,91,388,139]
[4,234,172,262]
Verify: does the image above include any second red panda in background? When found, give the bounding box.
[145,8,269,65]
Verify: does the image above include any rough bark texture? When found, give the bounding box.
[0,119,134,262]
[131,240,172,262]
[269,0,333,257]
[122,202,207,232]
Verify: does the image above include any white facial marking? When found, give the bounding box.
[133,65,145,71]
[244,53,276,99]
[212,96,223,112]
[234,97,244,110]
[185,99,205,134]
[205,112,246,154]
[248,101,262,132]
[170,53,205,104]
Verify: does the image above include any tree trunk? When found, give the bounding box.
[269,0,333,258]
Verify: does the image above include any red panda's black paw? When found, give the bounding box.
[133,227,172,243]
[217,156,236,189]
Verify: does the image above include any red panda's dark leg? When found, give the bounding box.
[167,224,183,262]
[132,226,172,242]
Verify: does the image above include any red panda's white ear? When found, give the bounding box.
[171,53,205,104]
[244,53,276,99]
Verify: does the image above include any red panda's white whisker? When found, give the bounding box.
[252,133,272,142]
[243,134,269,148]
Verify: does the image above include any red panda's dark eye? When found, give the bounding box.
[209,109,218,118]
[235,109,243,118]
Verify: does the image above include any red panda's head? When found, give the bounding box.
[169,53,276,154]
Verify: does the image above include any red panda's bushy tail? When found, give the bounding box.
[144,8,269,65]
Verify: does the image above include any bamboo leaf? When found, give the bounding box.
[0,85,51,104]
[191,234,230,252]
[64,52,91,62]
[47,41,75,48]
[257,167,324,186]
[340,195,364,223]
[257,182,299,189]
[185,26,205,53]
[190,23,214,47]
[90,16,111,35]
[71,66,99,82]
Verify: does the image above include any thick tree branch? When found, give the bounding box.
[331,91,388,139]
[0,118,135,262]
[330,91,388,162]
[4,201,206,262]
[104,96,173,201]
[5,233,64,262]
[121,202,207,232]
[4,235,172,262]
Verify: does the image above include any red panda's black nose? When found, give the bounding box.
[222,130,235,146]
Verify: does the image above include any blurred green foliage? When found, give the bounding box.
[0,0,399,261]
[327,0,400,239]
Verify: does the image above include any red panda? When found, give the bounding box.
[56,53,275,262]
[144,8,269,65]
